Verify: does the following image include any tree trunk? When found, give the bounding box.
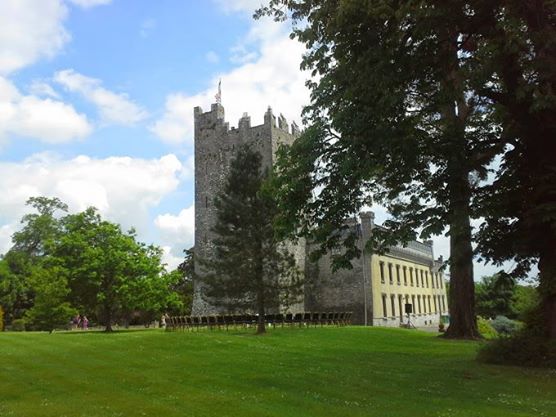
[444,176,480,339]
[255,257,266,334]
[257,311,266,334]
[104,304,113,332]
[256,287,266,334]
[439,27,480,340]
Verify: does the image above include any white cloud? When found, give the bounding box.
[0,0,113,75]
[54,69,148,126]
[67,0,112,8]
[150,21,309,145]
[0,0,69,75]
[0,77,92,144]
[155,206,195,242]
[161,246,184,271]
[0,153,185,255]
[155,206,195,262]
[28,81,60,99]
[0,224,15,255]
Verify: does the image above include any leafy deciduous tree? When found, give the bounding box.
[24,266,77,333]
[257,0,501,338]
[56,208,166,332]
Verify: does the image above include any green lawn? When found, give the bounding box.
[0,327,554,417]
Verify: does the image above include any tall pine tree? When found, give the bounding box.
[200,145,302,334]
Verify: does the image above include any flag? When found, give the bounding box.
[215,79,221,104]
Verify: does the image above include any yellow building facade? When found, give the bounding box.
[370,248,448,327]
[305,211,448,327]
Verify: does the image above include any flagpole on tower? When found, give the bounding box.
[215,79,222,104]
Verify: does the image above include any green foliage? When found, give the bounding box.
[512,285,539,321]
[172,248,195,314]
[490,316,522,337]
[259,0,496,338]
[201,145,303,332]
[167,271,192,315]
[476,274,539,324]
[0,251,35,323]
[477,317,498,340]
[56,208,166,331]
[24,267,77,332]
[475,273,516,318]
[479,301,556,368]
[1,197,181,332]
[11,196,67,258]
[10,318,25,332]
[478,335,556,369]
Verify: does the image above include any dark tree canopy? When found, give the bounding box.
[258,0,507,338]
[469,0,556,338]
[200,145,302,334]
[258,0,556,339]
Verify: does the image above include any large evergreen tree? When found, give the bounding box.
[200,145,302,334]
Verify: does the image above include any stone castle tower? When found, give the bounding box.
[191,103,305,315]
[191,102,449,327]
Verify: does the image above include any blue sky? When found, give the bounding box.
[0,0,508,278]
[0,0,309,270]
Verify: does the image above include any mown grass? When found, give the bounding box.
[0,326,554,417]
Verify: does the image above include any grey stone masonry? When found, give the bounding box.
[304,213,375,325]
[192,103,302,315]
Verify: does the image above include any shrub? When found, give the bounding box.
[490,315,521,336]
[477,317,498,339]
[477,335,556,368]
[11,319,26,331]
[478,303,556,369]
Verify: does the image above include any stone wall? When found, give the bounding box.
[192,104,302,315]
[303,214,374,325]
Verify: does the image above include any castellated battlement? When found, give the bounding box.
[193,103,301,139]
